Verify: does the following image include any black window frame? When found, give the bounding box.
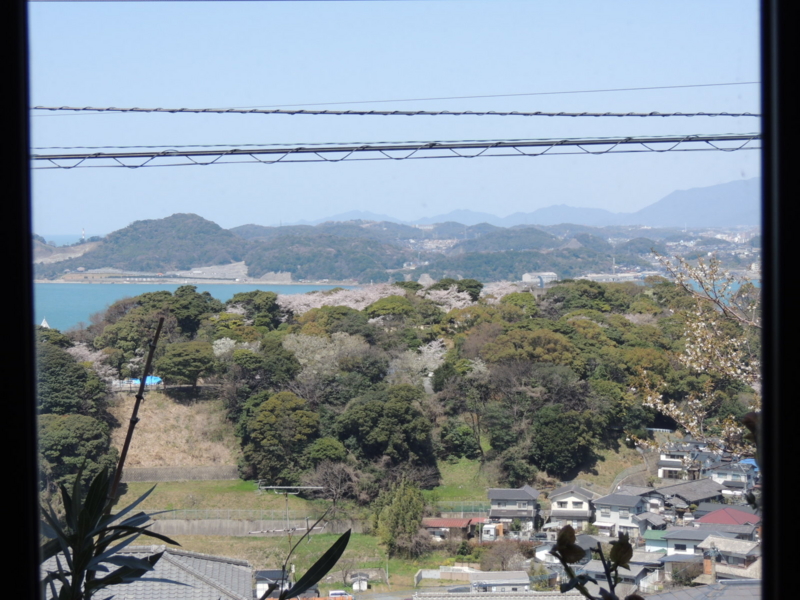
[6,2,793,599]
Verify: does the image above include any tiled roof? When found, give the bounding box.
[42,545,253,600]
[663,528,736,541]
[422,517,473,528]
[643,579,760,598]
[487,485,540,501]
[697,535,760,555]
[592,493,644,508]
[658,478,726,503]
[549,483,596,500]
[696,506,761,525]
[489,509,537,518]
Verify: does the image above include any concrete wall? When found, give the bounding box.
[121,465,238,482]
[149,518,365,537]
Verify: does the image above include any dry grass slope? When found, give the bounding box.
[108,391,239,467]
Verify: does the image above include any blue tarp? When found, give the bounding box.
[130,376,162,385]
[739,458,759,472]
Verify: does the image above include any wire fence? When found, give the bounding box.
[147,508,322,521]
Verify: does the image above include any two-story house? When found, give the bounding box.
[662,528,736,556]
[704,461,757,498]
[547,483,596,532]
[592,493,647,538]
[616,485,668,514]
[486,484,539,533]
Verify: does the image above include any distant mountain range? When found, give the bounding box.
[285,178,760,228]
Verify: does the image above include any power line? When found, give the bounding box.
[31,133,761,170]
[31,105,761,119]
[226,81,763,108]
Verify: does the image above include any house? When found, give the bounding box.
[255,569,294,599]
[662,528,736,556]
[42,545,254,600]
[704,461,758,498]
[632,511,667,532]
[467,571,531,593]
[657,443,692,480]
[581,559,650,589]
[547,483,596,532]
[422,517,481,541]
[486,484,539,532]
[657,478,726,509]
[692,501,749,519]
[695,506,761,527]
[616,485,668,514]
[591,493,647,538]
[694,521,759,541]
[697,535,761,580]
[644,578,761,599]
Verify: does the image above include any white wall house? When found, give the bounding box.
[662,529,736,556]
[705,461,757,498]
[592,493,647,538]
[547,483,595,532]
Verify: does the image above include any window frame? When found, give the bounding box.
[7,3,793,600]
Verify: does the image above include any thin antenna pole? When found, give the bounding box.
[107,317,165,506]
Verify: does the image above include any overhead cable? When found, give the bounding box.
[32,105,761,118]
[212,81,763,108]
[32,133,761,170]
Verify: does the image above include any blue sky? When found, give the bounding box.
[29,1,761,237]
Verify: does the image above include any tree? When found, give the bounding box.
[372,479,427,558]
[171,284,224,336]
[529,406,598,477]
[37,342,107,416]
[242,391,319,484]
[38,414,118,495]
[637,255,760,458]
[335,385,435,469]
[155,341,215,392]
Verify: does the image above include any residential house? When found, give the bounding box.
[692,501,750,519]
[632,511,668,532]
[422,517,482,541]
[42,545,253,600]
[662,528,736,556]
[704,461,757,498]
[694,522,759,542]
[616,485,668,514]
[256,569,294,599]
[581,559,650,590]
[694,506,761,540]
[697,535,761,581]
[657,443,693,480]
[547,483,596,532]
[467,571,530,593]
[644,579,761,599]
[591,493,647,538]
[486,484,539,532]
[657,478,726,510]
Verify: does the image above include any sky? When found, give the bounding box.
[28,1,761,237]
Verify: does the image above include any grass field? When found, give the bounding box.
[160,532,455,590]
[108,391,239,467]
[424,456,498,502]
[117,479,316,511]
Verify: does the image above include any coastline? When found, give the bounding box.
[33,278,359,286]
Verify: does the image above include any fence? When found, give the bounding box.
[121,465,239,482]
[435,501,490,517]
[147,509,321,521]
[149,517,364,537]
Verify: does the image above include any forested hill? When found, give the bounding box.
[35,214,250,276]
[34,212,724,282]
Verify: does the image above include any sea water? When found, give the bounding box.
[34,282,355,332]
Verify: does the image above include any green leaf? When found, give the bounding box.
[281,529,351,600]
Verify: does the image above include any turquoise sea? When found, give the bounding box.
[34,283,355,332]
